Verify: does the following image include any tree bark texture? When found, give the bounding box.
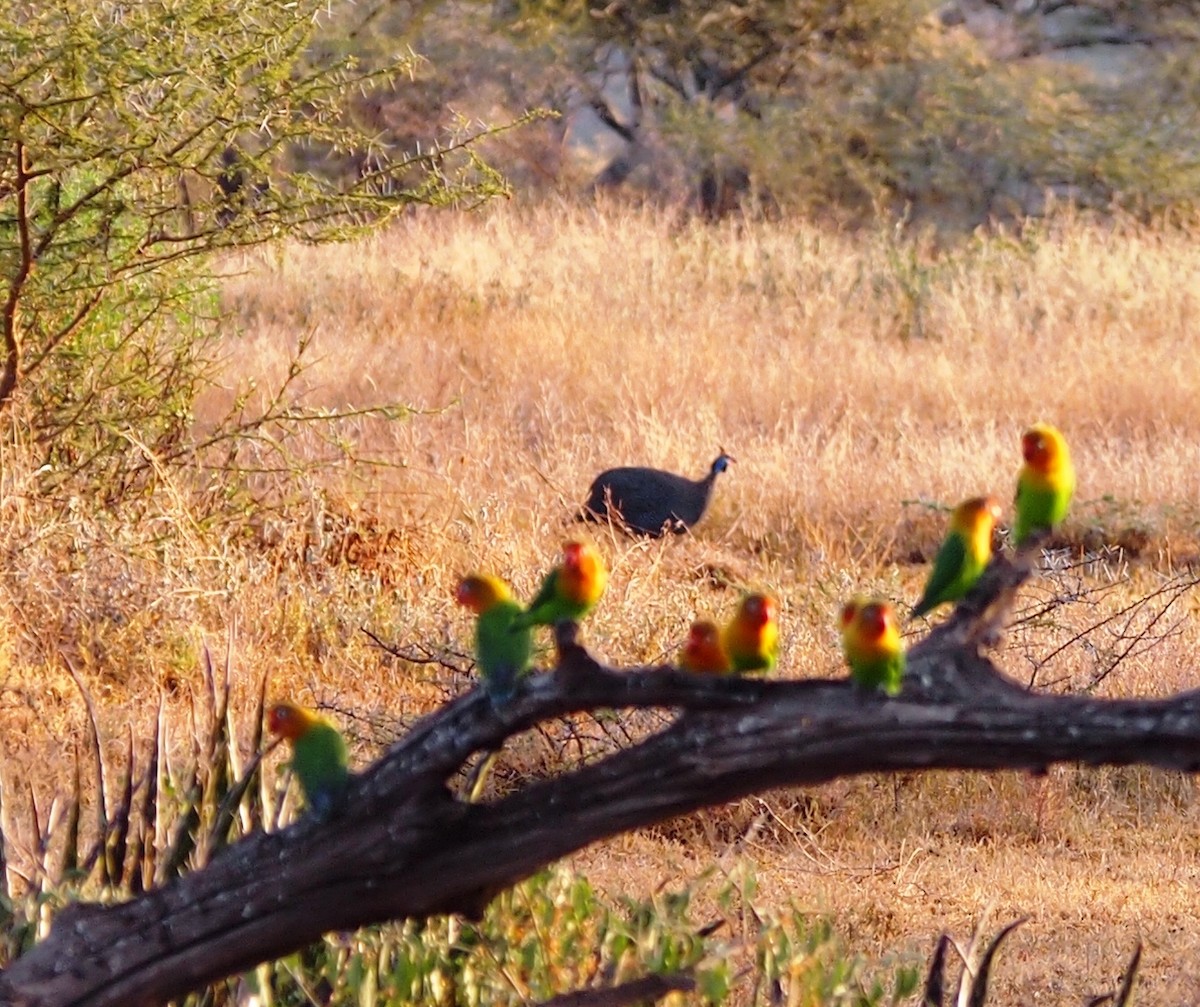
[3,555,1200,1006]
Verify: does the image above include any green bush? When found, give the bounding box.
[0,0,510,504]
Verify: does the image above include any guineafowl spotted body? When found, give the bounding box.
[580,453,733,537]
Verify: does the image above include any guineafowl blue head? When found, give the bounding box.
[711,452,735,476]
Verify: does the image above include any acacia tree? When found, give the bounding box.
[465,0,1050,216]
[315,0,946,213]
[0,0,512,500]
[428,0,1200,221]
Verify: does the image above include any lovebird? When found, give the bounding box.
[455,573,534,705]
[267,702,350,820]
[512,541,608,630]
[1014,422,1075,546]
[912,495,1002,618]
[723,592,779,674]
[840,598,906,695]
[679,619,732,674]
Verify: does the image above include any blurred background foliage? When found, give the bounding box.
[326,0,1200,223]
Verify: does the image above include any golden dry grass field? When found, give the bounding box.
[6,202,1200,1001]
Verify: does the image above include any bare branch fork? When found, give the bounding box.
[4,553,1200,1007]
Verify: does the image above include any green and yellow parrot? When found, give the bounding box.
[840,598,905,696]
[723,593,779,674]
[512,541,608,630]
[1014,422,1075,547]
[455,573,534,706]
[912,495,1002,618]
[267,702,350,820]
[679,619,732,674]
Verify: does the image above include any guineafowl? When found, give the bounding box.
[579,453,734,537]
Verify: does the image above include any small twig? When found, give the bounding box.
[1032,570,1200,690]
[360,627,471,672]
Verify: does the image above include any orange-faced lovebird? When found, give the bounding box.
[723,592,779,674]
[912,496,1002,618]
[679,619,732,674]
[268,703,349,820]
[455,573,534,706]
[1014,422,1075,546]
[840,598,906,696]
[513,541,608,630]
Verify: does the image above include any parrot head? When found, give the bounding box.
[268,702,321,741]
[953,495,1002,535]
[561,541,608,603]
[855,601,899,646]
[681,619,730,673]
[686,619,721,650]
[455,573,513,614]
[738,592,777,629]
[1022,423,1069,473]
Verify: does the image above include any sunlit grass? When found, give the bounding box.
[4,202,1200,999]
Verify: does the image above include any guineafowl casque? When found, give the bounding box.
[579,452,734,537]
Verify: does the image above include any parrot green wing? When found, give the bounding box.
[476,598,533,705]
[912,532,969,617]
[511,568,563,629]
[514,570,595,628]
[291,722,350,820]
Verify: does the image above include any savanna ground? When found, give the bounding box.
[6,202,1200,1001]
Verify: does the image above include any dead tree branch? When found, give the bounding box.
[4,554,1200,1006]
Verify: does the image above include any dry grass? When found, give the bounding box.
[6,201,1200,999]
